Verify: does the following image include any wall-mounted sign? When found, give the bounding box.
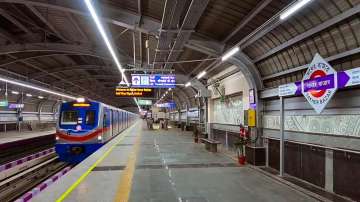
[8,103,24,109]
[156,101,176,108]
[0,100,8,107]
[115,88,154,97]
[131,74,175,88]
[278,53,360,114]
[249,89,255,104]
[137,99,152,106]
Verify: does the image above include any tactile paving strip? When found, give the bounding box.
[93,163,239,171]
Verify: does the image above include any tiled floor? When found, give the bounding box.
[34,121,319,202]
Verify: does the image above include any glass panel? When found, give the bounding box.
[61,111,78,125]
[86,110,95,125]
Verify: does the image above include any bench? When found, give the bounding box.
[200,138,221,152]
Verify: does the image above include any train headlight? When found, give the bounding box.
[98,135,102,141]
[76,125,82,131]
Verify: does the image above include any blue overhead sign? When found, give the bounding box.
[156,101,176,109]
[131,74,175,88]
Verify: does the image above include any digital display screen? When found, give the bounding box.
[131,74,175,88]
[115,88,154,97]
[72,103,90,107]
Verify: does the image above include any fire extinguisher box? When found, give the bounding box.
[245,145,265,166]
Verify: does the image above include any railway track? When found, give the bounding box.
[0,157,69,202]
[0,134,55,165]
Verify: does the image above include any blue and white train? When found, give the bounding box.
[55,100,137,163]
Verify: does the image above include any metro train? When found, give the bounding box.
[55,100,137,163]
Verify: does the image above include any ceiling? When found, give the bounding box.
[0,0,358,110]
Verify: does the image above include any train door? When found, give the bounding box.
[103,108,111,138]
[117,111,120,133]
[111,110,114,136]
[121,111,124,130]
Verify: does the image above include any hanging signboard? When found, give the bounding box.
[156,101,176,108]
[0,100,8,107]
[8,103,24,109]
[115,88,154,97]
[131,74,176,88]
[137,99,152,106]
[278,53,360,114]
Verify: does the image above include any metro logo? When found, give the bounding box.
[302,54,337,114]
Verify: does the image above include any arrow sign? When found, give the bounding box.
[339,67,360,88]
[279,81,301,97]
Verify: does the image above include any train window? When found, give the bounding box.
[61,111,78,125]
[86,111,95,125]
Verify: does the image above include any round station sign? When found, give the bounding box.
[302,54,337,114]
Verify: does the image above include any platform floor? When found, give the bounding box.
[0,129,55,145]
[34,121,319,202]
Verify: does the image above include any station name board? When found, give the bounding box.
[131,74,175,88]
[115,88,154,97]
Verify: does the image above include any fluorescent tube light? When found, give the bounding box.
[26,93,32,97]
[0,77,76,100]
[280,0,313,20]
[84,0,129,85]
[221,47,240,61]
[11,91,19,95]
[197,71,206,79]
[38,96,44,99]
[185,82,191,87]
[76,97,85,102]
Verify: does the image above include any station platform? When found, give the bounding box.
[33,121,319,202]
[0,130,55,145]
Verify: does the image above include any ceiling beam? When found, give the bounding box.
[0,0,161,34]
[153,0,188,65]
[26,4,69,42]
[164,0,210,69]
[222,0,272,43]
[66,12,88,42]
[254,4,360,63]
[0,27,19,43]
[28,65,115,79]
[0,8,31,33]
[262,47,360,80]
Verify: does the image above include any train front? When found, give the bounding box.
[55,101,102,164]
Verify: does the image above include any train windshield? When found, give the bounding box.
[85,110,95,125]
[61,111,78,125]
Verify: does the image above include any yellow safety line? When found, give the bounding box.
[114,132,142,202]
[56,124,137,202]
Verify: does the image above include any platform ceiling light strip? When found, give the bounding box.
[0,77,77,100]
[196,71,206,79]
[85,0,141,111]
[280,0,313,20]
[84,0,129,85]
[185,82,191,87]
[221,47,240,61]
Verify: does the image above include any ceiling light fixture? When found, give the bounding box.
[85,0,141,111]
[84,0,129,85]
[26,93,32,97]
[76,97,85,103]
[280,0,313,20]
[185,82,191,87]
[197,71,206,79]
[38,96,44,99]
[0,77,76,100]
[221,47,240,61]
[11,91,19,95]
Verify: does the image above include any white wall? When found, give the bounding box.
[207,65,251,124]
